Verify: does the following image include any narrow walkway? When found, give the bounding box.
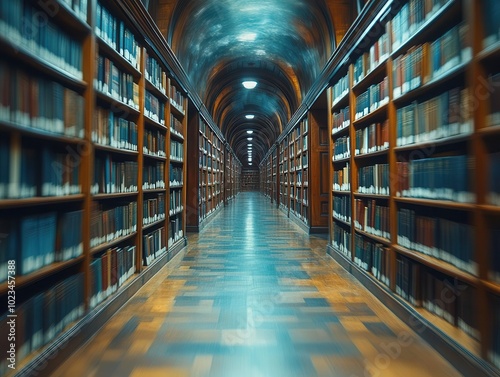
[53,192,459,377]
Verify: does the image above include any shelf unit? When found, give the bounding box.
[261,95,329,233]
[0,0,189,375]
[325,0,500,375]
[186,112,227,232]
[224,144,241,203]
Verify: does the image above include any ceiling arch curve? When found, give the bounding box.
[163,0,346,167]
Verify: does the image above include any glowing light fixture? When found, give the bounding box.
[238,32,257,42]
[247,137,253,141]
[242,80,257,89]
[245,114,255,119]
[246,130,254,134]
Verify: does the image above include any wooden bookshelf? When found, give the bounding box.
[186,111,228,232]
[0,0,196,375]
[324,0,500,375]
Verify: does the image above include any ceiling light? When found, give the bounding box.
[247,137,253,141]
[248,143,253,147]
[245,114,255,119]
[238,32,257,42]
[249,163,253,166]
[246,130,253,134]
[242,80,257,89]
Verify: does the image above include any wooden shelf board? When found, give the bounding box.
[0,255,85,295]
[393,132,471,152]
[353,102,388,126]
[90,231,137,255]
[92,192,139,200]
[95,90,140,117]
[145,79,169,102]
[354,227,391,245]
[354,148,389,159]
[353,192,390,199]
[0,120,86,144]
[0,194,85,209]
[394,197,475,211]
[94,143,139,156]
[352,59,387,94]
[142,217,166,231]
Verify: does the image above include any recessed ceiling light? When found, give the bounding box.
[247,137,253,141]
[242,81,257,89]
[245,114,255,119]
[246,130,253,134]
[248,143,253,147]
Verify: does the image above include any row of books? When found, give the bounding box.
[395,156,473,203]
[333,163,350,191]
[0,142,80,199]
[95,55,139,110]
[142,227,166,265]
[354,199,390,240]
[333,135,350,160]
[144,90,165,125]
[332,222,352,259]
[355,120,389,155]
[332,73,349,106]
[93,107,138,151]
[333,195,351,223]
[170,84,186,113]
[0,274,84,375]
[95,1,141,70]
[170,114,184,138]
[89,201,137,248]
[488,152,500,206]
[145,52,167,95]
[355,77,389,120]
[353,31,390,85]
[169,189,183,215]
[0,61,85,137]
[92,157,138,194]
[89,245,136,308]
[332,106,351,134]
[391,0,449,52]
[354,235,390,286]
[143,194,166,226]
[168,215,184,247]
[170,140,184,161]
[0,210,82,280]
[397,208,476,274]
[396,255,478,338]
[0,0,83,78]
[396,87,472,147]
[144,128,166,157]
[358,163,390,195]
[169,164,183,186]
[143,162,165,190]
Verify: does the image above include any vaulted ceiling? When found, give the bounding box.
[151,0,358,166]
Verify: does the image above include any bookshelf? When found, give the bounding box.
[186,111,227,232]
[325,0,500,375]
[262,100,329,233]
[0,0,190,375]
[242,169,260,191]
[224,144,241,203]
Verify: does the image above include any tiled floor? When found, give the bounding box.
[52,192,460,377]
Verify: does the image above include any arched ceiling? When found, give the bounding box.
[155,0,355,166]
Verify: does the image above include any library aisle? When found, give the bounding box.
[52,192,459,377]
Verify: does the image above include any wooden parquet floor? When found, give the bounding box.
[51,192,460,377]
